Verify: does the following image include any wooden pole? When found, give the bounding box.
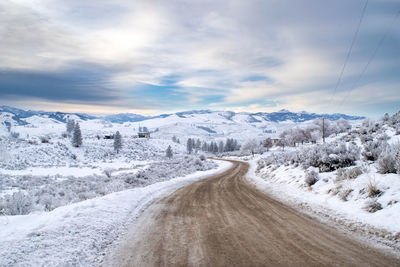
[322,118,325,144]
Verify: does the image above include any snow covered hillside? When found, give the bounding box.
[0,106,363,142]
[247,111,400,246]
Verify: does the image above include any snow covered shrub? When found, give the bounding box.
[104,169,112,178]
[362,140,387,161]
[199,154,206,161]
[363,199,382,213]
[40,136,50,143]
[362,119,380,134]
[394,126,400,135]
[305,170,318,186]
[302,141,360,172]
[377,144,400,174]
[395,149,400,174]
[336,167,363,181]
[1,192,33,215]
[377,152,396,174]
[359,134,373,144]
[10,132,20,139]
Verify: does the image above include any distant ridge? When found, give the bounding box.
[0,105,365,126]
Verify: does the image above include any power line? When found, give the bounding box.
[339,10,400,108]
[330,0,369,103]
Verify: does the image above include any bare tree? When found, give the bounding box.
[241,139,259,156]
[263,138,273,151]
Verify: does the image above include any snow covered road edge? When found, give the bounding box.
[245,157,400,255]
[0,160,232,267]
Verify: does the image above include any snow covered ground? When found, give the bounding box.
[0,160,232,266]
[247,155,400,233]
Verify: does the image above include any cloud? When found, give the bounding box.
[0,0,399,115]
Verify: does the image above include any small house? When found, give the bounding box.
[138,132,150,138]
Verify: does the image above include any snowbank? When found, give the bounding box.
[246,155,400,250]
[0,160,232,266]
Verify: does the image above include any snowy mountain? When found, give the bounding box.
[0,106,95,125]
[0,106,364,140]
[1,106,363,124]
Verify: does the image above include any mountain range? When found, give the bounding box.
[0,106,364,126]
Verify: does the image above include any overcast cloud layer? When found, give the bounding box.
[0,0,399,116]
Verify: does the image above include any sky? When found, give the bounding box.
[0,0,399,117]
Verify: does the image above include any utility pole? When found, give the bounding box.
[322,118,325,144]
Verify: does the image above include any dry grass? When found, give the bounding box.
[367,179,382,197]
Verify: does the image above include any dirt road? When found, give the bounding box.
[103,160,399,266]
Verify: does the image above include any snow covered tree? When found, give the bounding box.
[66,119,75,136]
[276,138,286,151]
[196,139,201,151]
[114,131,122,153]
[263,138,273,151]
[241,139,259,156]
[71,123,82,147]
[218,140,224,153]
[201,142,208,152]
[143,126,149,132]
[212,142,218,153]
[172,136,177,143]
[187,138,193,154]
[166,145,173,159]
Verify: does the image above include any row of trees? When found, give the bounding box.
[186,138,240,154]
[277,118,352,148]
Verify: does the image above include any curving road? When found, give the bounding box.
[103,160,399,266]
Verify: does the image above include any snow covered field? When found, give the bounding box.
[0,160,232,266]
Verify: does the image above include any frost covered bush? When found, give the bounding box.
[362,140,387,161]
[258,141,360,172]
[0,156,217,215]
[0,192,33,215]
[336,167,363,181]
[301,142,360,172]
[377,143,400,174]
[40,136,50,143]
[304,170,318,186]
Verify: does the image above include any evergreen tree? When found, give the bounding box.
[66,119,75,136]
[114,131,122,153]
[213,142,219,153]
[72,123,82,147]
[196,139,201,150]
[201,142,208,152]
[218,140,224,153]
[166,145,173,159]
[187,138,193,154]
